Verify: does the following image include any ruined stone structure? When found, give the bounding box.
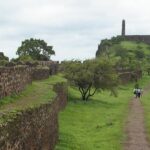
[118,70,142,84]
[123,35,150,44]
[120,20,150,44]
[0,64,55,99]
[0,66,32,99]
[32,66,50,80]
[38,61,59,75]
[0,82,68,150]
[122,19,125,37]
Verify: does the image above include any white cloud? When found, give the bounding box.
[0,0,150,60]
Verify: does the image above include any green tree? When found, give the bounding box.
[16,38,55,61]
[96,39,112,57]
[0,52,9,61]
[0,52,9,66]
[115,46,128,59]
[135,50,145,60]
[64,59,118,101]
[114,46,131,70]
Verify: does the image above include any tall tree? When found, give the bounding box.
[16,38,55,61]
[64,59,118,101]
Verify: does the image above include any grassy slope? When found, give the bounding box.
[109,41,150,56]
[0,74,66,115]
[56,75,150,150]
[121,41,150,54]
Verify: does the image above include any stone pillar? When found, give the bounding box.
[122,19,125,36]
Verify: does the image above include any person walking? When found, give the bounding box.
[137,88,141,98]
[137,88,143,98]
[133,83,143,98]
[133,88,138,98]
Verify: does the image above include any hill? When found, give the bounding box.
[96,37,150,72]
[96,39,150,58]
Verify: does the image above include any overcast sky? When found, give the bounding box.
[0,0,150,61]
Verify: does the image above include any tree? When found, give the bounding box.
[135,50,145,60]
[64,59,118,101]
[16,38,55,61]
[115,46,128,59]
[0,52,9,66]
[96,39,112,57]
[0,52,9,61]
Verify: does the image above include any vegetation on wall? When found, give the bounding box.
[0,52,9,66]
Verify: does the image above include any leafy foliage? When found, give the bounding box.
[0,52,9,61]
[96,39,112,57]
[0,52,9,66]
[135,50,145,60]
[0,60,9,66]
[16,38,55,61]
[115,46,128,59]
[63,59,118,101]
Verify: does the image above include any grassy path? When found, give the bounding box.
[124,97,150,150]
[140,82,150,148]
[124,78,150,150]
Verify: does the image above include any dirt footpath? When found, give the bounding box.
[124,97,150,150]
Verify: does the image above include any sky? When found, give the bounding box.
[1,0,150,61]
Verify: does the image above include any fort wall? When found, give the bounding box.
[38,61,59,75]
[124,35,150,45]
[0,62,56,99]
[0,66,32,99]
[120,20,150,45]
[118,70,142,84]
[0,82,68,150]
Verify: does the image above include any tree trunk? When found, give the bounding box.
[82,93,86,101]
[79,86,97,101]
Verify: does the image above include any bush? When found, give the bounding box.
[137,45,143,49]
[0,52,9,61]
[5,62,16,67]
[0,60,9,66]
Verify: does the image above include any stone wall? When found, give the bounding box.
[119,70,142,84]
[32,66,50,80]
[0,64,56,99]
[0,66,32,99]
[118,35,150,45]
[0,82,68,150]
[38,61,59,75]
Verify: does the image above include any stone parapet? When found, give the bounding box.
[0,82,68,150]
[0,66,32,99]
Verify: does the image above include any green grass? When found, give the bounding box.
[0,74,66,113]
[140,75,150,141]
[55,75,150,150]
[142,95,150,140]
[121,41,150,55]
[108,40,150,57]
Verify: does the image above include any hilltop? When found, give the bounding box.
[96,19,150,68]
[96,38,150,58]
[96,37,150,73]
